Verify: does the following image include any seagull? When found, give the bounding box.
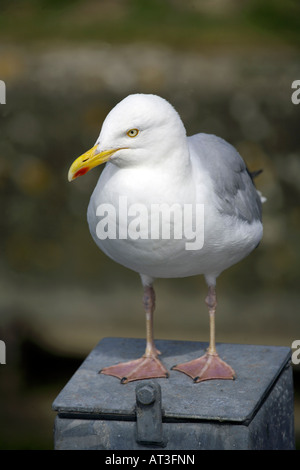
[68,94,263,384]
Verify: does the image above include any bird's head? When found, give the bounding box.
[68,94,187,182]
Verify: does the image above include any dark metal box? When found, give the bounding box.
[52,337,295,450]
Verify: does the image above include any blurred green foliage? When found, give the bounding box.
[0,0,299,47]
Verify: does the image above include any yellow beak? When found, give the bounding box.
[68,145,119,182]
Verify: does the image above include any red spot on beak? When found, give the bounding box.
[74,167,89,179]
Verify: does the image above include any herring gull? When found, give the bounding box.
[68,94,264,384]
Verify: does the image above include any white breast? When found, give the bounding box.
[87,159,263,280]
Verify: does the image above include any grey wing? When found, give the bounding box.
[189,133,262,223]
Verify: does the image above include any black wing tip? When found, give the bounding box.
[250,169,263,179]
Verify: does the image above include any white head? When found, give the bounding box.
[68,94,188,180]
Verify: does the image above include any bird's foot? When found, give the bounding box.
[100,354,169,384]
[172,352,235,383]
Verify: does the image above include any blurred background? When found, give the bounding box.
[0,0,299,449]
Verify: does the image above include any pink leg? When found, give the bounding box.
[100,285,168,384]
[172,286,235,382]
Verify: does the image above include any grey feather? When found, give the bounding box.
[189,134,262,223]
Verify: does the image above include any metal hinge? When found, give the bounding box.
[135,381,165,446]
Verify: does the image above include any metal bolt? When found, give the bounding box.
[136,384,156,405]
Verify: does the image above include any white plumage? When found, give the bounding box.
[68,94,264,383]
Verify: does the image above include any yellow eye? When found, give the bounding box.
[127,128,139,138]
